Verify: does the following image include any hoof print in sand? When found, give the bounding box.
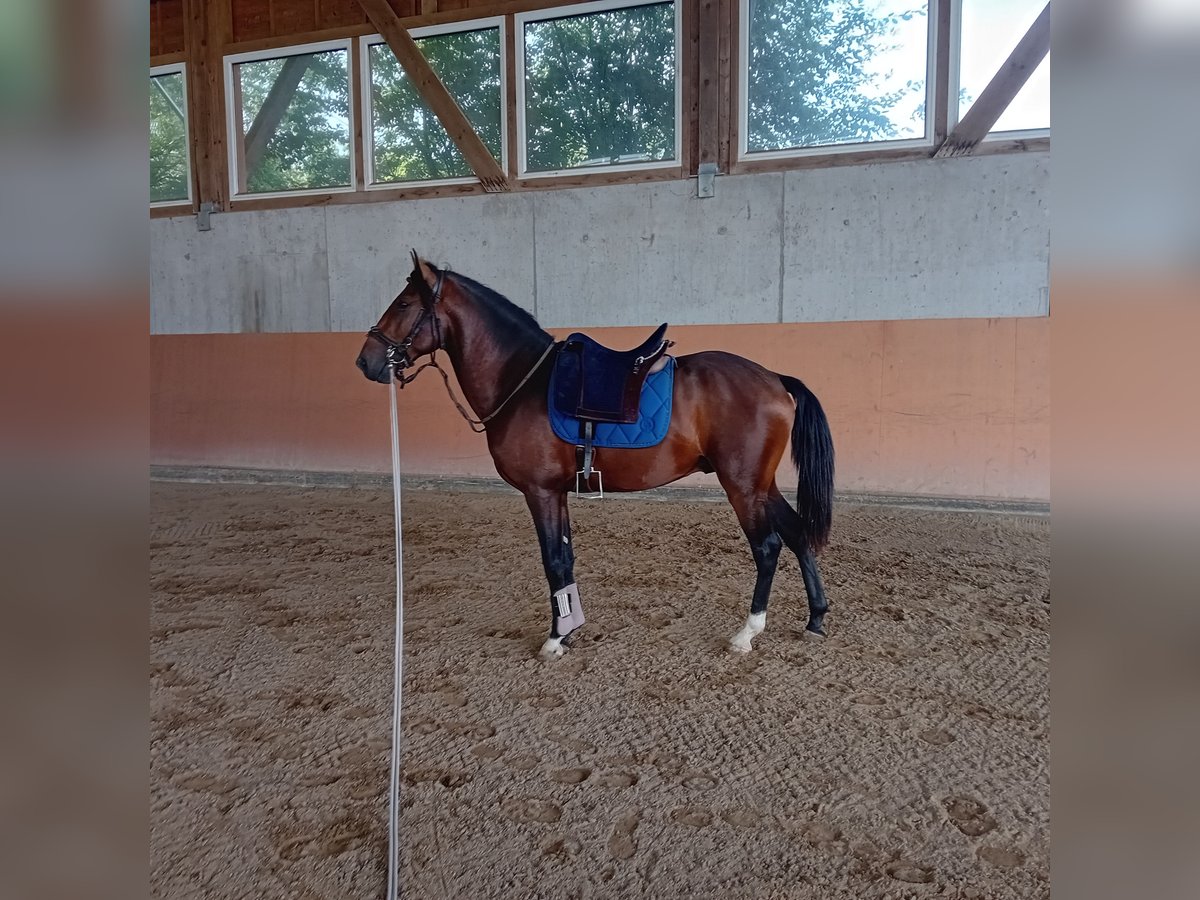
[541,835,582,858]
[608,812,640,860]
[720,807,764,828]
[549,767,591,785]
[942,796,997,836]
[670,806,713,827]
[803,822,843,846]
[504,753,539,772]
[502,798,562,824]
[977,846,1025,868]
[595,772,638,788]
[885,860,936,884]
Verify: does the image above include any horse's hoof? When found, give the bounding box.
[539,637,566,660]
[801,628,826,642]
[728,637,753,654]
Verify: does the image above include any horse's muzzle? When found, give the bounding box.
[355,346,395,384]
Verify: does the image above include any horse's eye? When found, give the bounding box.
[398,302,409,310]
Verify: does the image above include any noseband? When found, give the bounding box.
[366,267,446,385]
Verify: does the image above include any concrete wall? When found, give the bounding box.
[150,151,1050,501]
[151,152,1049,334]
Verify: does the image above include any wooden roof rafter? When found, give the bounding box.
[355,0,509,192]
[935,2,1050,159]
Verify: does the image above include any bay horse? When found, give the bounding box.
[356,254,834,660]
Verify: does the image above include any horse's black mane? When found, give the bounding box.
[445,269,552,346]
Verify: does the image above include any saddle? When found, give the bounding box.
[550,324,673,498]
[551,323,672,424]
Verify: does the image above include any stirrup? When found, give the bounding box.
[574,468,604,500]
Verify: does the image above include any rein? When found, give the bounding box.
[367,267,557,434]
[420,341,557,434]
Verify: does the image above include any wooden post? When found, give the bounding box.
[183,0,231,211]
[697,0,720,170]
[356,0,508,191]
[935,2,1050,158]
[931,0,953,147]
[717,0,734,172]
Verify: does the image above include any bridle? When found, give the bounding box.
[365,265,447,385]
[364,264,557,433]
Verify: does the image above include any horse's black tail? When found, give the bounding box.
[779,375,834,552]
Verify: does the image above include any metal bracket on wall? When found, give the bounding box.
[697,163,718,199]
[196,202,215,232]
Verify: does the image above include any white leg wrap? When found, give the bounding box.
[553,583,585,637]
[729,612,766,653]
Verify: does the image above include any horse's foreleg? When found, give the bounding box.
[726,491,782,653]
[524,490,581,660]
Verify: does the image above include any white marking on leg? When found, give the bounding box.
[540,636,565,660]
[729,612,766,653]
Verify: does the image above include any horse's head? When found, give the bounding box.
[356,251,447,384]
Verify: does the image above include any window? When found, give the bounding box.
[741,0,933,157]
[150,64,190,205]
[363,20,505,188]
[225,41,354,197]
[517,0,680,176]
[957,0,1049,134]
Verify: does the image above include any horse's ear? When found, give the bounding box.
[413,255,438,293]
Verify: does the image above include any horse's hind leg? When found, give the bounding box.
[798,548,829,638]
[768,489,829,638]
[725,489,782,653]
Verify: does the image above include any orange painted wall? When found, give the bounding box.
[151,317,1049,501]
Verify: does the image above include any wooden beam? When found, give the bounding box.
[935,2,1049,158]
[351,35,367,189]
[679,0,698,174]
[697,0,719,169]
[931,0,952,146]
[231,66,248,193]
[242,55,311,175]
[504,13,518,180]
[222,0,587,57]
[355,0,508,191]
[717,0,734,172]
[151,51,188,68]
[183,0,231,211]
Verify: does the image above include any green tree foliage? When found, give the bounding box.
[523,3,676,172]
[155,1,932,198]
[150,72,188,203]
[746,0,926,152]
[237,50,352,194]
[370,29,503,183]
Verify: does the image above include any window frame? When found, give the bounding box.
[150,62,193,209]
[737,0,940,163]
[514,0,683,180]
[223,38,358,201]
[359,17,509,191]
[949,0,1049,142]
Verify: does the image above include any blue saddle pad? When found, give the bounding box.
[548,358,676,449]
